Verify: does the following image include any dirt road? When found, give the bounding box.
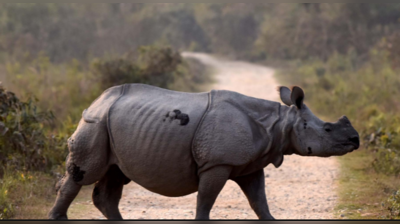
[68,53,340,220]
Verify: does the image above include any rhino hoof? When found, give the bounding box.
[48,212,68,220]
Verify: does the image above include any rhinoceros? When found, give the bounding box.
[48,84,359,220]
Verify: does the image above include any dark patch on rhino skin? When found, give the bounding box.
[173,110,190,125]
[308,147,312,155]
[164,110,190,126]
[67,163,86,182]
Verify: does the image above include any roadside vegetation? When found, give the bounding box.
[1,3,400,219]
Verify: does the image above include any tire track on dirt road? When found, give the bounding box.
[68,52,339,220]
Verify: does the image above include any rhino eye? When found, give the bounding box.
[325,128,332,132]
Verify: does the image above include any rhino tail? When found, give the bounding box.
[82,109,101,124]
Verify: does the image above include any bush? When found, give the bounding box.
[0,85,68,176]
[93,46,182,90]
[92,45,212,92]
[387,189,400,219]
[367,128,400,175]
[0,86,69,219]
[0,171,15,219]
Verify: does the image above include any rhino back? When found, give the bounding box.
[108,84,209,196]
[83,85,125,124]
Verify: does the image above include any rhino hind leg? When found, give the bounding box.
[92,165,130,220]
[233,169,275,220]
[48,174,82,219]
[49,121,112,219]
[195,166,232,220]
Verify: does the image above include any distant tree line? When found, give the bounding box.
[1,3,400,62]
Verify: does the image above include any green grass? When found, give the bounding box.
[0,171,98,219]
[0,171,57,219]
[335,149,400,219]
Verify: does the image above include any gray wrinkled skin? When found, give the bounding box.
[48,84,359,220]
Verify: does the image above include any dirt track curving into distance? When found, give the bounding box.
[68,52,340,220]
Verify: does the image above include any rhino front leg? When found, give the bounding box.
[195,166,232,220]
[233,169,275,220]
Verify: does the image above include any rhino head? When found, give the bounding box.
[279,86,359,157]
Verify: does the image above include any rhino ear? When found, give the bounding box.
[278,86,293,106]
[291,86,305,109]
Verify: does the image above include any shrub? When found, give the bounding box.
[0,172,14,219]
[92,45,212,92]
[93,45,184,90]
[387,189,400,219]
[367,128,400,176]
[0,85,68,176]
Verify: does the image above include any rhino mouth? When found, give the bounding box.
[342,143,359,151]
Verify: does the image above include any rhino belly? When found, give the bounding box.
[108,84,208,197]
[116,145,199,197]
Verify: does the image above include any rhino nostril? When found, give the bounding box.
[349,136,360,148]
